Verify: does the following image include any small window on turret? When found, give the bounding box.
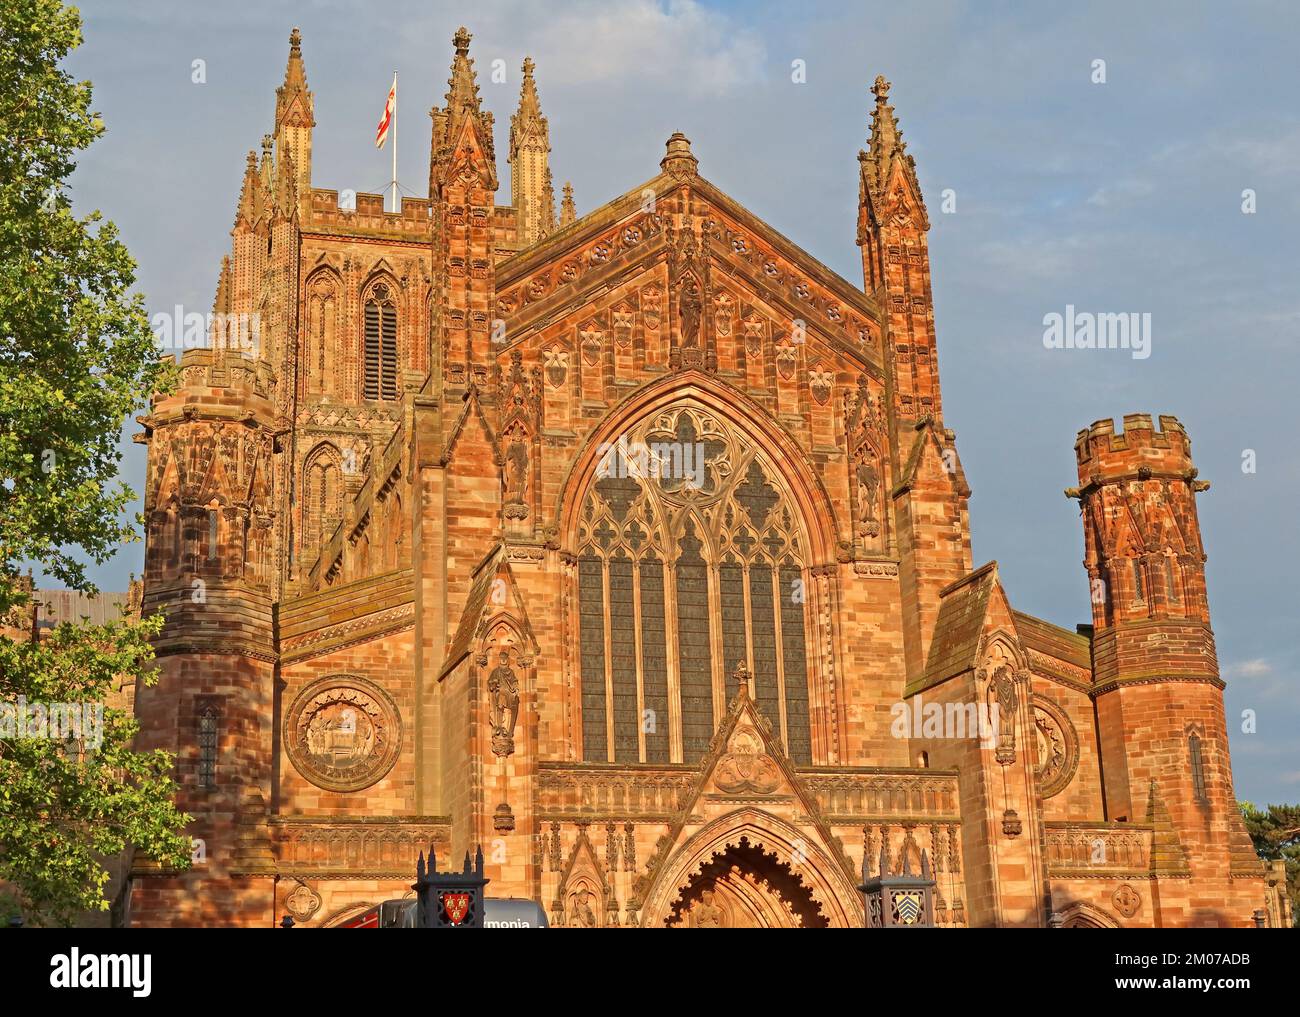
[207,508,219,560]
[198,707,218,789]
[1131,557,1145,601]
[1189,733,1208,803]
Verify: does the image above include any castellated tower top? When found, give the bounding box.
[1073,414,1203,492]
[1068,413,1211,633]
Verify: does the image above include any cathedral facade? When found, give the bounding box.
[128,27,1287,928]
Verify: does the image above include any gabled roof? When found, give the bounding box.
[495,161,884,332]
[1011,609,1091,671]
[913,561,1001,692]
[440,545,539,680]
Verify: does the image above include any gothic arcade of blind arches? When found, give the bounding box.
[571,401,816,766]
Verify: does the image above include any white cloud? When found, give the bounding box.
[1227,658,1273,678]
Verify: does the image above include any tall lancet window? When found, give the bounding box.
[574,406,814,765]
[363,282,398,401]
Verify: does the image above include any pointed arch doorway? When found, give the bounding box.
[665,837,830,928]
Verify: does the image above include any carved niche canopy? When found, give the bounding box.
[284,674,402,792]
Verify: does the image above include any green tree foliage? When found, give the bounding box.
[0,0,189,925]
[1241,801,1300,927]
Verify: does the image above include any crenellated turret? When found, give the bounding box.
[1070,414,1210,631]
[1068,414,1261,890]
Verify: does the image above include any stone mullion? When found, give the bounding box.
[741,561,755,688]
[601,554,614,763]
[633,558,646,762]
[664,558,683,763]
[707,560,725,724]
[771,557,790,753]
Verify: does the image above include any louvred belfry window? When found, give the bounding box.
[574,406,814,765]
[363,282,398,401]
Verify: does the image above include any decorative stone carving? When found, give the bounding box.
[285,880,322,922]
[1032,695,1080,799]
[809,367,833,406]
[284,675,402,792]
[714,724,781,795]
[1112,882,1141,918]
[544,346,568,387]
[579,324,603,366]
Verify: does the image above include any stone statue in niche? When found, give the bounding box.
[488,651,521,756]
[569,887,599,928]
[504,437,529,518]
[855,451,881,538]
[987,664,1019,765]
[679,276,703,349]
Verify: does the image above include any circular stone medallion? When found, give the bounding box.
[285,675,401,792]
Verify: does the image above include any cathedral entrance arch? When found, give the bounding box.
[665,838,828,928]
[640,808,862,928]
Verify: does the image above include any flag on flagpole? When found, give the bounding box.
[375,75,396,149]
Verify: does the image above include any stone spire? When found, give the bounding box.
[861,75,923,220]
[274,27,313,130]
[233,150,262,230]
[541,166,557,234]
[273,27,314,206]
[559,181,576,226]
[445,25,482,116]
[509,56,552,245]
[429,26,498,194]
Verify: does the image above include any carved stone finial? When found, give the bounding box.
[289,27,302,52]
[661,132,699,180]
[453,25,472,54]
[872,74,891,102]
[731,660,753,698]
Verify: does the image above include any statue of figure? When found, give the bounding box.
[505,438,528,505]
[488,651,520,756]
[570,888,598,928]
[856,455,880,530]
[690,889,725,928]
[679,277,702,349]
[988,665,1019,765]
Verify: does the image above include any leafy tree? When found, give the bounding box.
[1240,801,1300,928]
[0,0,189,925]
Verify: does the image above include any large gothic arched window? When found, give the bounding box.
[574,405,814,765]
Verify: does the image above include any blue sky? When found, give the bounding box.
[64,0,1298,803]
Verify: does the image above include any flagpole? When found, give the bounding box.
[391,71,398,213]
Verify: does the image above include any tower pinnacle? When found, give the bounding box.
[509,55,552,244]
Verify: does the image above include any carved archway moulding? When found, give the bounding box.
[284,673,403,793]
[1056,900,1122,928]
[638,808,861,929]
[554,371,842,566]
